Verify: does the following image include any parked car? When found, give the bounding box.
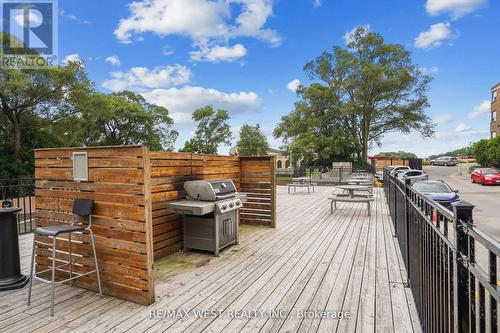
[412,180,460,211]
[397,169,429,184]
[389,166,410,175]
[471,168,500,185]
[429,156,458,166]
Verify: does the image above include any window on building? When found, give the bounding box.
[493,110,497,122]
[285,160,290,168]
[277,160,282,168]
[493,90,498,102]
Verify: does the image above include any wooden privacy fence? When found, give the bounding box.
[34,145,276,305]
[370,157,423,171]
[34,146,155,305]
[149,152,241,260]
[240,156,276,227]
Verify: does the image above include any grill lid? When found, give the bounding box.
[184,179,237,201]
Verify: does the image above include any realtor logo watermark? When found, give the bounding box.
[1,0,58,68]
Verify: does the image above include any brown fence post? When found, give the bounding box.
[453,201,474,332]
[269,156,276,228]
[141,145,155,304]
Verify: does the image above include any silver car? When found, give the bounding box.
[398,169,428,184]
[430,156,458,166]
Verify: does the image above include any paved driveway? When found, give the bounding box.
[423,164,500,241]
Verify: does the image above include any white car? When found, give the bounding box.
[398,169,428,184]
[389,166,411,176]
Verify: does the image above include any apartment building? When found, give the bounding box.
[492,82,500,138]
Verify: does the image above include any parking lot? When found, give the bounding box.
[424,164,500,241]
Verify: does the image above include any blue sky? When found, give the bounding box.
[53,0,498,157]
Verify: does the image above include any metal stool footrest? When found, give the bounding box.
[32,263,98,285]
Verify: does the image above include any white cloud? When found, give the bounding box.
[60,9,91,24]
[287,79,301,92]
[419,66,440,74]
[414,22,453,49]
[190,44,247,62]
[63,53,84,66]
[343,24,370,45]
[313,0,321,8]
[455,123,472,132]
[433,114,454,125]
[162,46,175,56]
[14,10,42,27]
[102,65,192,92]
[374,129,489,157]
[425,0,487,19]
[114,0,281,47]
[105,55,121,66]
[141,86,262,124]
[467,100,491,119]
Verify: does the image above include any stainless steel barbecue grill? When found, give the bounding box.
[166,179,246,256]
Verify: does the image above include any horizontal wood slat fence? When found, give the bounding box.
[33,145,276,305]
[240,156,276,227]
[34,146,154,305]
[149,152,241,260]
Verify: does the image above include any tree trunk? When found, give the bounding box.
[362,141,368,163]
[360,116,369,163]
[13,119,21,161]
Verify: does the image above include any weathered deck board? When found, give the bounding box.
[0,186,421,333]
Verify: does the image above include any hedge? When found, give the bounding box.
[473,136,500,168]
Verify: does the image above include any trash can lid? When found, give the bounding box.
[0,207,22,215]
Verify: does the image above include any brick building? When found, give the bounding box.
[492,82,500,138]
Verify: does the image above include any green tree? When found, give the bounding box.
[274,83,358,165]
[180,106,232,154]
[473,139,490,167]
[79,91,178,151]
[0,33,92,160]
[237,124,269,156]
[428,144,475,160]
[376,151,417,158]
[276,27,434,162]
[473,137,500,168]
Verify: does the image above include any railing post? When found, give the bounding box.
[404,178,411,287]
[393,174,397,236]
[453,201,474,333]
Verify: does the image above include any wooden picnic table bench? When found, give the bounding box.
[288,182,315,194]
[328,194,375,216]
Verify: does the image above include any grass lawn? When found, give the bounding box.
[276,175,292,183]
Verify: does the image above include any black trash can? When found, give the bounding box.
[0,207,29,291]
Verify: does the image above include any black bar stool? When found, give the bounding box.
[27,198,102,316]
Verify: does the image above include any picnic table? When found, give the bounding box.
[288,177,316,194]
[335,185,373,197]
[329,185,374,216]
[345,178,373,185]
[292,177,313,183]
[351,174,371,179]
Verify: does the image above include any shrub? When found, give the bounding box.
[473,137,500,168]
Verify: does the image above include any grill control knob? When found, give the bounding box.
[222,204,228,210]
[229,202,234,208]
[235,201,240,206]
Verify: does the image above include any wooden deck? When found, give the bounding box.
[0,186,421,332]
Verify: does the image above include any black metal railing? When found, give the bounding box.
[291,166,367,184]
[384,169,500,332]
[0,177,35,234]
